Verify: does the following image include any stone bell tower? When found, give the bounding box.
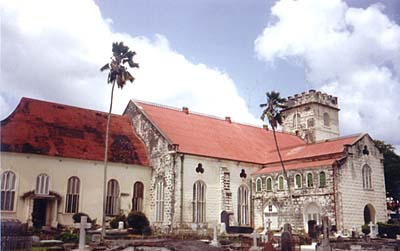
[281,90,340,143]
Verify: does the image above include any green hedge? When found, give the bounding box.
[377,222,400,238]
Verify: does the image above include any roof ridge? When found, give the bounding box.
[133,99,266,129]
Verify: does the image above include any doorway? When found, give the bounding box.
[32,199,47,228]
[364,204,376,224]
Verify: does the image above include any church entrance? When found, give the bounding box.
[364,204,376,224]
[304,202,321,232]
[264,204,278,230]
[32,199,47,228]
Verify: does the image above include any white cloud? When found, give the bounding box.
[255,0,400,149]
[0,0,259,125]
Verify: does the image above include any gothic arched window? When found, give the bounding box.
[65,176,80,213]
[323,113,330,126]
[306,173,313,188]
[256,178,262,192]
[1,171,16,211]
[293,113,301,128]
[278,175,285,190]
[362,165,372,189]
[266,177,272,191]
[294,174,302,189]
[319,172,326,187]
[155,180,165,222]
[192,180,206,223]
[132,182,144,212]
[106,179,120,216]
[238,185,249,225]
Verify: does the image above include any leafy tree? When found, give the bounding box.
[374,140,400,200]
[260,91,294,214]
[100,42,139,237]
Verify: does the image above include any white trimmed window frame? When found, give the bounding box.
[192,180,206,223]
[294,173,302,189]
[65,176,80,213]
[266,177,273,192]
[155,180,165,223]
[106,179,120,216]
[306,172,314,188]
[238,185,249,226]
[1,171,16,211]
[35,173,49,195]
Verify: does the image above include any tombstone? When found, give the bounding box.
[281,223,293,251]
[316,216,331,251]
[220,222,226,234]
[250,230,263,251]
[118,221,124,230]
[73,216,91,251]
[91,233,101,245]
[210,223,220,247]
[368,222,378,238]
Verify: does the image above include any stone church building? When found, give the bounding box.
[1,90,387,234]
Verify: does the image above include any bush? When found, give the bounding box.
[110,214,127,229]
[377,222,400,238]
[72,212,92,224]
[56,232,79,243]
[361,224,370,235]
[127,211,151,235]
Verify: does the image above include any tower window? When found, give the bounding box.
[293,113,301,128]
[323,113,330,126]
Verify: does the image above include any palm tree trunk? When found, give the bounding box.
[271,126,294,221]
[102,81,116,239]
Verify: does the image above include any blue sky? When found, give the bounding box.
[1,0,400,151]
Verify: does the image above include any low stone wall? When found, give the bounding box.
[330,239,400,251]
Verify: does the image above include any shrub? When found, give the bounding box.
[127,211,151,235]
[361,224,370,235]
[72,212,92,224]
[110,214,127,229]
[56,232,79,243]
[377,222,400,238]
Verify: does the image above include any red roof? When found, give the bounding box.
[253,158,338,175]
[134,101,361,167]
[134,101,306,164]
[265,134,360,164]
[1,98,149,166]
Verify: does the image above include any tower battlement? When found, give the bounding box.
[286,89,338,110]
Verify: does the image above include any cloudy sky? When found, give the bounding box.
[1,0,400,151]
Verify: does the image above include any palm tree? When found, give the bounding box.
[100,42,139,238]
[260,91,294,221]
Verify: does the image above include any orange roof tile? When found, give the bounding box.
[1,98,150,166]
[265,135,360,164]
[134,101,306,164]
[253,158,338,175]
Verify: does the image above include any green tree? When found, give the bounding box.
[100,42,139,238]
[374,140,400,200]
[260,91,294,216]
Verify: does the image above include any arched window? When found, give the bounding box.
[256,178,262,192]
[323,113,330,126]
[278,176,285,190]
[319,172,326,188]
[266,177,272,191]
[293,113,301,128]
[35,173,49,195]
[106,179,119,216]
[192,180,206,223]
[132,182,144,212]
[294,174,302,189]
[238,185,249,225]
[306,173,313,188]
[65,176,80,213]
[155,180,165,222]
[362,165,372,189]
[1,171,16,211]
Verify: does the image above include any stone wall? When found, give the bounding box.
[253,165,336,231]
[281,90,340,143]
[336,135,387,233]
[124,101,176,228]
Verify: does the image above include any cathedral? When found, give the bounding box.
[0,90,387,234]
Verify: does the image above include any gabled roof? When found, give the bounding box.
[253,158,338,175]
[132,100,362,168]
[133,101,306,164]
[265,134,361,164]
[1,98,149,166]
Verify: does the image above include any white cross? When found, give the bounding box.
[74,216,92,251]
[266,218,272,231]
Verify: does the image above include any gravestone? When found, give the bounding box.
[73,216,91,251]
[210,223,220,247]
[368,222,378,238]
[220,222,226,234]
[281,223,293,251]
[118,221,124,230]
[250,230,263,251]
[316,216,331,251]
